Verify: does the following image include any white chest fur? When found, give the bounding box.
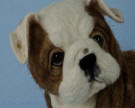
[50,94,96,108]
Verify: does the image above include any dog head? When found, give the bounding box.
[9,0,124,105]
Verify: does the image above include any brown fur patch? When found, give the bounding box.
[28,17,63,95]
[86,1,135,108]
[27,1,135,108]
[45,92,52,108]
[122,51,135,108]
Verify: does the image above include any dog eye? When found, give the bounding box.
[92,33,104,46]
[51,52,64,67]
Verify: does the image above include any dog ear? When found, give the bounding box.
[9,13,39,64]
[86,0,124,23]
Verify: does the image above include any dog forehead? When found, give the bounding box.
[38,0,94,50]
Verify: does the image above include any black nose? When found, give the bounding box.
[79,53,97,81]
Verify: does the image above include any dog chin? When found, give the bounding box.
[58,60,120,105]
[58,66,107,105]
[59,71,120,106]
[59,77,106,105]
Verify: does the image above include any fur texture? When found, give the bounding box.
[9,0,135,108]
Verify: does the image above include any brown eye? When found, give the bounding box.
[51,52,64,67]
[92,33,104,46]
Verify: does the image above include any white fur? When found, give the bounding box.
[9,0,122,108]
[9,0,124,64]
[37,0,120,107]
[50,94,96,108]
[58,40,120,105]
[38,0,93,50]
[38,0,120,107]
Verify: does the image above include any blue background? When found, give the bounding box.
[0,0,135,108]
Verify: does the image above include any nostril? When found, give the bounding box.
[79,53,96,71]
[83,48,89,54]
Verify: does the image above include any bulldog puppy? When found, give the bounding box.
[9,0,135,108]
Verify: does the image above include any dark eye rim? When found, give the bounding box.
[51,52,64,67]
[49,48,64,67]
[91,32,104,46]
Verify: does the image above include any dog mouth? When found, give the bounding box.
[83,65,101,82]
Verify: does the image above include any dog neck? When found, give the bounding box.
[49,94,96,108]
